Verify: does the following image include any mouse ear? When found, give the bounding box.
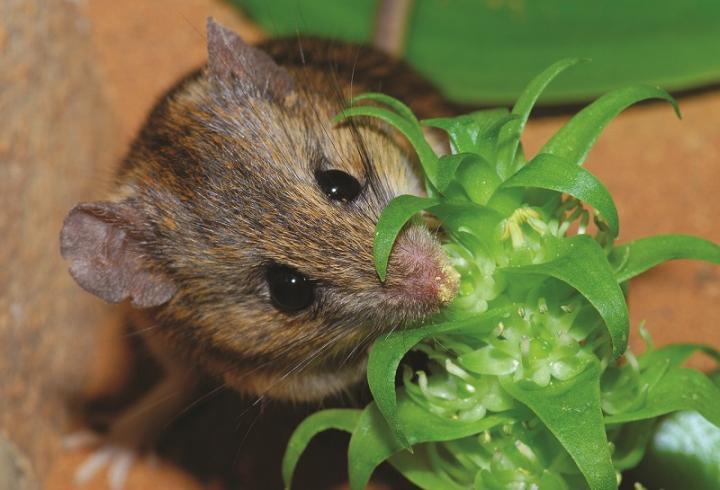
[206,17,294,100]
[60,201,177,308]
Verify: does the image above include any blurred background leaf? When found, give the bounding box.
[231,0,720,105]
[623,372,720,489]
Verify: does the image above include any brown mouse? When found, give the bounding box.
[59,18,457,486]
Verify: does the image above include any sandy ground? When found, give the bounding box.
[45,0,720,488]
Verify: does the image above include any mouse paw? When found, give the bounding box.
[63,430,157,490]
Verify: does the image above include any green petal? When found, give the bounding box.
[458,346,519,376]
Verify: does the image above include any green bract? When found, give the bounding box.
[282,60,720,490]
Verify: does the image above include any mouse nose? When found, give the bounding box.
[384,225,459,315]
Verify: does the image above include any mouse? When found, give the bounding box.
[59,18,458,488]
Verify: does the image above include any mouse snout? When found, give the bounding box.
[384,225,459,315]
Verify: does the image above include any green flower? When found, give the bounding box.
[282,62,720,490]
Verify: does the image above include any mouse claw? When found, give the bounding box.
[62,430,100,450]
[74,445,115,484]
[72,443,145,490]
[107,448,135,490]
[65,428,154,490]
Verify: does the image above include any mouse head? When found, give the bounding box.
[60,19,457,401]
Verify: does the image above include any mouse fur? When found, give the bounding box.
[60,19,458,402]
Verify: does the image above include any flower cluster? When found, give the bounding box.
[283,62,720,490]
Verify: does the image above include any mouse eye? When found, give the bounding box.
[315,169,361,202]
[265,264,315,312]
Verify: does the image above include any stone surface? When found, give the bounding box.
[0,433,35,490]
[0,0,117,486]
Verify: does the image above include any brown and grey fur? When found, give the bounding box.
[60,19,457,404]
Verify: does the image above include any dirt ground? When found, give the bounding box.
[44,0,719,489]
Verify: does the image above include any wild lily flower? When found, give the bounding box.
[283,61,720,490]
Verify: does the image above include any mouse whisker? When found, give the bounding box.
[246,330,349,403]
[124,322,162,337]
[172,383,227,422]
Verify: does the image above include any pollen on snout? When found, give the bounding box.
[437,263,460,305]
[386,226,460,311]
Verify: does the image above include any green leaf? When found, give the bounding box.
[367,308,515,447]
[540,85,680,166]
[282,409,360,488]
[500,361,617,490]
[350,92,418,123]
[236,1,720,105]
[638,343,720,371]
[501,235,629,358]
[373,195,439,282]
[454,157,502,205]
[435,153,483,193]
[388,445,468,490]
[335,105,438,185]
[423,110,517,162]
[605,368,720,427]
[633,411,720,490]
[608,419,656,471]
[500,153,619,236]
[347,395,519,490]
[497,58,586,179]
[610,234,720,283]
[431,201,505,241]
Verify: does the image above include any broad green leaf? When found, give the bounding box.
[499,153,619,236]
[282,409,360,488]
[350,92,418,123]
[372,195,439,282]
[367,309,514,447]
[632,374,720,488]
[610,234,720,283]
[633,411,720,489]
[497,58,585,179]
[500,362,616,490]
[540,85,680,166]
[501,235,630,358]
[236,1,720,105]
[605,368,720,426]
[347,395,519,490]
[335,105,438,185]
